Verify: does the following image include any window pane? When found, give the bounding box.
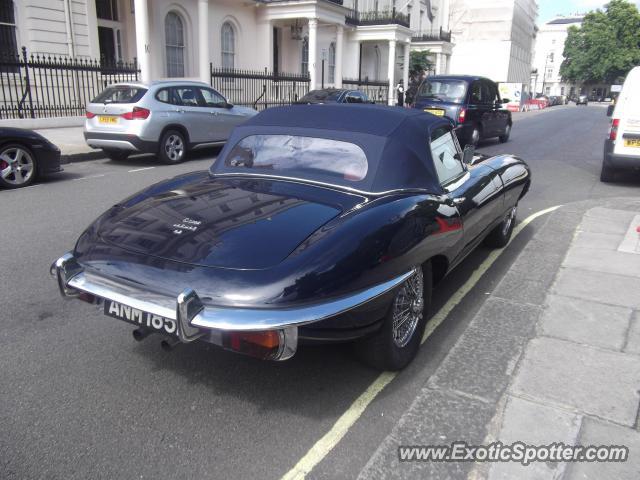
[225,135,369,183]
[175,87,199,106]
[0,0,15,24]
[430,130,463,184]
[92,86,147,104]
[200,88,226,107]
[165,12,185,77]
[95,0,118,21]
[417,79,467,104]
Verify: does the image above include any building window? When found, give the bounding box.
[548,52,554,63]
[560,86,565,95]
[546,67,553,80]
[301,36,308,75]
[0,0,18,62]
[221,22,235,69]
[165,12,185,78]
[96,0,118,21]
[328,42,336,84]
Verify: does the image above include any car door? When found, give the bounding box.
[488,80,510,135]
[173,86,209,143]
[198,87,246,141]
[430,127,504,259]
[467,81,492,138]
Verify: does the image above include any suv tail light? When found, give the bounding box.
[458,108,466,124]
[85,111,96,119]
[609,118,620,141]
[121,107,150,120]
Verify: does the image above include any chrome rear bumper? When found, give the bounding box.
[52,253,413,360]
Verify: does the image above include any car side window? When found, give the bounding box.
[199,88,227,108]
[487,81,500,103]
[174,87,200,107]
[430,127,465,185]
[470,82,482,104]
[156,88,181,105]
[481,81,494,104]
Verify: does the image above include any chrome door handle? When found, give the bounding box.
[448,197,466,206]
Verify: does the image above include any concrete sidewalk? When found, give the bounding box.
[35,126,104,163]
[359,198,640,480]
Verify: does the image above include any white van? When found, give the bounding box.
[602,66,640,181]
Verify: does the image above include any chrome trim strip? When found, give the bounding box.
[192,141,225,150]
[54,253,414,332]
[211,172,433,198]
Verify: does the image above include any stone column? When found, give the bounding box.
[435,52,442,74]
[134,0,151,83]
[387,39,396,106]
[402,42,410,92]
[198,0,209,83]
[308,18,318,89]
[335,25,344,88]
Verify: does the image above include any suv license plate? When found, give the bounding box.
[103,300,178,336]
[624,138,640,148]
[99,116,118,125]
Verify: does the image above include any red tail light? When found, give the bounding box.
[224,331,282,360]
[86,111,96,119]
[458,108,466,124]
[121,107,150,120]
[609,118,620,140]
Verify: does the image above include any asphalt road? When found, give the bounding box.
[0,104,636,480]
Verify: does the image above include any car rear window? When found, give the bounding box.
[91,86,147,104]
[299,90,343,103]
[417,79,467,104]
[223,134,369,183]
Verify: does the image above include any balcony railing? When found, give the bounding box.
[412,28,452,43]
[345,8,410,28]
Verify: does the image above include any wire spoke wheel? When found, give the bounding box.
[391,268,424,348]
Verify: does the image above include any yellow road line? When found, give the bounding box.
[280,204,562,480]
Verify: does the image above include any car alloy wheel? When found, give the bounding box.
[502,205,517,237]
[165,134,184,162]
[0,146,35,188]
[391,268,424,348]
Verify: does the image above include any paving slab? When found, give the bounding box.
[618,214,640,255]
[511,337,640,426]
[563,247,640,278]
[540,294,631,351]
[572,230,623,251]
[625,311,640,355]
[578,214,634,236]
[552,267,640,310]
[358,389,494,480]
[488,395,582,480]
[428,298,541,403]
[564,417,640,480]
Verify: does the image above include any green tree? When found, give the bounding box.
[560,0,640,84]
[409,50,433,86]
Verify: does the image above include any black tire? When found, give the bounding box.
[355,262,433,371]
[102,149,130,162]
[600,162,615,182]
[0,143,37,189]
[499,123,512,143]
[158,129,187,164]
[469,124,482,147]
[484,204,517,248]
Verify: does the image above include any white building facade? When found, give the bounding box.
[2,0,455,107]
[447,0,537,88]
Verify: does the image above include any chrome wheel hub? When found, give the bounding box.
[392,268,424,348]
[165,135,184,161]
[0,147,34,185]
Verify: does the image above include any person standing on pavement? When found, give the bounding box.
[396,82,405,107]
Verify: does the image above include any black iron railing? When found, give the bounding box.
[345,8,410,28]
[0,47,139,119]
[342,77,389,103]
[412,28,452,43]
[211,66,310,111]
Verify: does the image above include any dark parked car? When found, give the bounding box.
[52,105,530,370]
[296,88,373,104]
[0,127,62,189]
[576,94,588,106]
[413,75,512,147]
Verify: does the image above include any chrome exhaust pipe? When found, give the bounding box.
[132,328,152,342]
[160,338,181,352]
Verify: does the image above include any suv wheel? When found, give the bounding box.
[102,149,130,162]
[159,130,187,164]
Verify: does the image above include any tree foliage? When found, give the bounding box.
[409,50,433,86]
[560,0,640,84]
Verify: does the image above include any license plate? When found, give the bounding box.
[425,109,445,116]
[104,300,177,336]
[99,115,118,125]
[624,138,640,148]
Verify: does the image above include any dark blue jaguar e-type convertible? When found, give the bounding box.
[52,105,529,370]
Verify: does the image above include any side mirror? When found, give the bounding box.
[225,101,234,109]
[606,104,614,117]
[462,145,475,165]
[502,98,511,104]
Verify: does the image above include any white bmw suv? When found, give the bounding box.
[602,66,640,182]
[84,81,258,164]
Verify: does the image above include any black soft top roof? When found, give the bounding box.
[211,104,452,194]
